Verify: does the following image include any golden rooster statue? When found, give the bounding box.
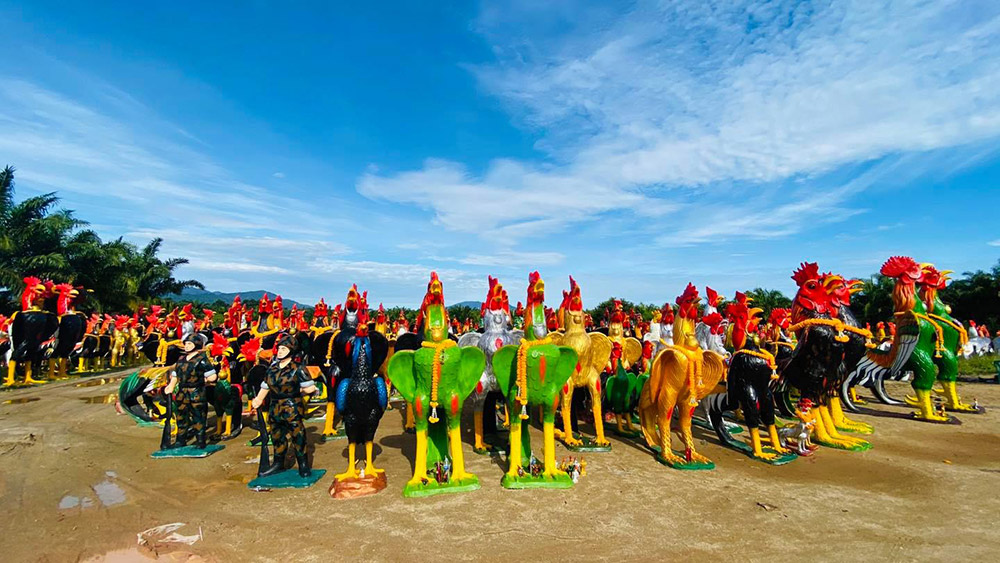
[638,283,727,469]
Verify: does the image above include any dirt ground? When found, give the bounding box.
[1,369,999,562]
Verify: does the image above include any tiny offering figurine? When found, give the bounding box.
[386,273,485,498]
[492,272,579,489]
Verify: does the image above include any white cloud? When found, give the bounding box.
[359,0,1000,244]
[989,239,1000,247]
[272,172,285,178]
[187,262,292,274]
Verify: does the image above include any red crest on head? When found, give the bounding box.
[706,287,720,307]
[880,256,921,281]
[791,262,820,287]
[483,276,509,315]
[609,299,626,324]
[314,298,328,318]
[258,293,272,313]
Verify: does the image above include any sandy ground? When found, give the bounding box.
[1,368,999,562]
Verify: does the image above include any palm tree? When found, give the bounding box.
[744,288,792,317]
[126,237,203,307]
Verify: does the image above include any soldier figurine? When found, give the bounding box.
[163,333,217,449]
[251,333,318,477]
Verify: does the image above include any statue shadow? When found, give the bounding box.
[379,431,416,473]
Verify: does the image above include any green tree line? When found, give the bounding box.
[0,165,202,313]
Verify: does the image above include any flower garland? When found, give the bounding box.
[787,318,850,342]
[911,312,945,358]
[928,313,969,348]
[733,348,779,380]
[421,339,457,423]
[515,336,552,419]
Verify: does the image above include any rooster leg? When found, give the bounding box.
[560,387,581,446]
[77,357,87,373]
[849,387,866,405]
[448,425,473,482]
[3,361,16,386]
[590,381,610,446]
[473,410,490,453]
[828,396,874,434]
[215,416,224,436]
[406,430,428,486]
[541,419,565,478]
[942,382,976,412]
[749,428,776,460]
[912,388,949,422]
[817,405,868,448]
[767,424,790,454]
[224,414,233,436]
[335,442,360,481]
[24,362,45,385]
[322,403,339,436]
[404,402,416,432]
[506,421,523,478]
[364,441,384,475]
[679,401,712,464]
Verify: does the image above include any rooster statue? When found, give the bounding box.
[332,296,390,489]
[847,258,977,422]
[4,277,56,386]
[706,292,795,464]
[552,277,613,451]
[458,276,520,454]
[48,283,87,379]
[637,283,727,469]
[386,272,485,497]
[777,263,869,451]
[492,272,578,488]
[603,300,644,437]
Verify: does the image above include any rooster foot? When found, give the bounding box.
[335,469,360,481]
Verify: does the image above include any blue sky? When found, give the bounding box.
[2,1,999,307]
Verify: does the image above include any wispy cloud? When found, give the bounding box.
[360,0,1000,245]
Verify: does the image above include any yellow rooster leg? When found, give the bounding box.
[942,381,976,412]
[559,389,582,446]
[215,417,224,435]
[322,403,338,436]
[849,387,866,405]
[406,430,428,487]
[541,420,565,478]
[506,421,523,478]
[224,414,232,436]
[829,396,874,434]
[448,426,473,482]
[24,363,45,385]
[912,388,949,421]
[767,424,790,454]
[4,361,16,386]
[817,406,867,448]
[591,386,610,446]
[502,405,510,429]
[679,404,711,464]
[750,428,776,460]
[78,357,87,373]
[473,411,490,452]
[404,402,415,431]
[364,441,384,475]
[615,414,626,434]
[335,442,359,481]
[48,361,56,380]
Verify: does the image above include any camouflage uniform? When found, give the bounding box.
[261,360,312,464]
[172,352,217,446]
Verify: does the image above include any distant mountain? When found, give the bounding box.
[168,288,306,308]
[450,301,483,309]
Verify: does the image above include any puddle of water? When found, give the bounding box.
[2,397,40,404]
[92,478,126,507]
[75,378,117,388]
[59,495,95,510]
[80,394,118,404]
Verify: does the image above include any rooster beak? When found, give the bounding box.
[749,307,764,319]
